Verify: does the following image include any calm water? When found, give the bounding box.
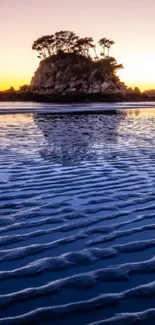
[1,104,155,324]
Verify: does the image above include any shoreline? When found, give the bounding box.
[0,91,154,104]
[1,102,155,115]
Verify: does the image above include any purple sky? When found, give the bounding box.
[1,0,155,90]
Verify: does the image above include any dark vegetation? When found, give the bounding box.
[0,88,150,103]
[32,31,116,60]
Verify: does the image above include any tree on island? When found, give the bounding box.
[99,38,115,57]
[32,31,115,60]
[32,35,55,58]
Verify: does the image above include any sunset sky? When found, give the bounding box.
[1,0,155,91]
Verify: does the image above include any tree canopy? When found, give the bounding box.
[32,31,116,60]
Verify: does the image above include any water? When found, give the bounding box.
[1,103,155,324]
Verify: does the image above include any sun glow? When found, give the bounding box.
[118,52,155,91]
[1,0,155,92]
[0,77,31,91]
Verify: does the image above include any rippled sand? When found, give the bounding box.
[1,106,155,324]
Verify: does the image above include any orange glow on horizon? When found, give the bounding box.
[0,77,154,93]
[1,0,155,93]
[0,77,31,91]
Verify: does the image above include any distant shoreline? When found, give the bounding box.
[0,91,154,104]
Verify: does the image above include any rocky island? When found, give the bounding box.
[30,31,126,97]
[0,31,153,102]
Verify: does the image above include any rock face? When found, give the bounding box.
[31,53,127,96]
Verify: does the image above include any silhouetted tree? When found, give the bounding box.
[52,31,79,53]
[32,35,55,58]
[98,38,107,57]
[33,31,116,59]
[73,37,93,57]
[106,40,115,57]
[32,31,81,58]
[99,38,115,57]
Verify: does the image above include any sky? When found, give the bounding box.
[0,0,155,91]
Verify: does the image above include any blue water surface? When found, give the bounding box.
[0,103,155,324]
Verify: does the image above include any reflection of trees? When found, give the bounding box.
[33,112,124,166]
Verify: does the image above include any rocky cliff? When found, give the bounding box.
[30,52,127,96]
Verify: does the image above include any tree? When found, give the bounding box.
[32,35,55,59]
[106,40,115,57]
[98,38,108,57]
[92,45,98,60]
[73,37,94,57]
[99,38,115,57]
[54,31,79,53]
[32,31,117,66]
[32,38,45,59]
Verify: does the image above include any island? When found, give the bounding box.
[0,30,153,102]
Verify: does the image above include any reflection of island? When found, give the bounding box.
[33,113,124,166]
